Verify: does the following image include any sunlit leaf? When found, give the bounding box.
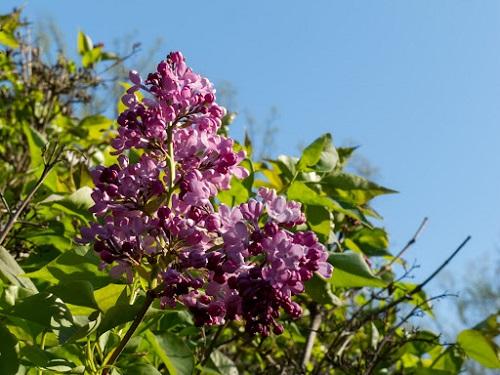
[328,252,386,288]
[320,172,396,205]
[297,133,338,172]
[0,246,38,292]
[0,31,18,49]
[457,329,500,368]
[344,227,390,257]
[77,31,93,55]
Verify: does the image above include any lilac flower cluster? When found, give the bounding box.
[80,52,332,336]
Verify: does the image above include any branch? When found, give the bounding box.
[0,146,62,246]
[301,304,323,368]
[363,293,452,375]
[199,323,226,371]
[378,217,428,276]
[366,236,471,323]
[102,290,155,374]
[312,236,471,375]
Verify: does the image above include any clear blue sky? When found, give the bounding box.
[5,1,500,292]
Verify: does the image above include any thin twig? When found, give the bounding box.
[0,191,11,215]
[0,161,58,245]
[378,217,428,275]
[312,236,471,375]
[363,293,451,375]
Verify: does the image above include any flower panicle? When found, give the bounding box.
[79,51,332,336]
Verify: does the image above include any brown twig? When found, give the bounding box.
[363,293,452,375]
[377,217,428,276]
[312,236,471,375]
[101,291,155,375]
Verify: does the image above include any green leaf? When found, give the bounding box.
[94,284,128,313]
[77,31,93,55]
[430,346,464,373]
[210,350,239,375]
[218,178,249,206]
[4,291,90,344]
[298,133,338,172]
[0,325,18,375]
[305,205,331,243]
[1,285,36,307]
[7,292,73,328]
[473,312,499,338]
[287,181,372,226]
[41,187,94,223]
[457,329,500,368]
[414,369,452,375]
[287,181,335,209]
[123,364,161,375]
[79,115,113,141]
[304,274,342,306]
[43,358,85,374]
[244,131,253,157]
[320,172,396,205]
[145,330,194,375]
[337,146,357,168]
[24,249,112,289]
[0,31,18,49]
[344,227,390,257]
[82,48,102,68]
[48,280,97,309]
[22,123,47,171]
[0,246,38,292]
[328,252,386,288]
[97,294,160,335]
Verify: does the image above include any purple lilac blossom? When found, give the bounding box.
[79,51,332,336]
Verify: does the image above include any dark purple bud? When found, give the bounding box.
[94,240,108,253]
[227,276,238,289]
[250,230,264,242]
[248,242,263,255]
[264,222,279,237]
[190,278,204,289]
[208,302,226,317]
[105,184,119,196]
[100,250,115,264]
[122,241,135,254]
[129,70,142,85]
[207,252,223,271]
[100,166,119,184]
[273,324,284,335]
[158,206,171,220]
[249,267,262,280]
[213,272,227,284]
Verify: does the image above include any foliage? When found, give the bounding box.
[0,9,498,375]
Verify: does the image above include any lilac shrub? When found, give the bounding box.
[79,52,332,336]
